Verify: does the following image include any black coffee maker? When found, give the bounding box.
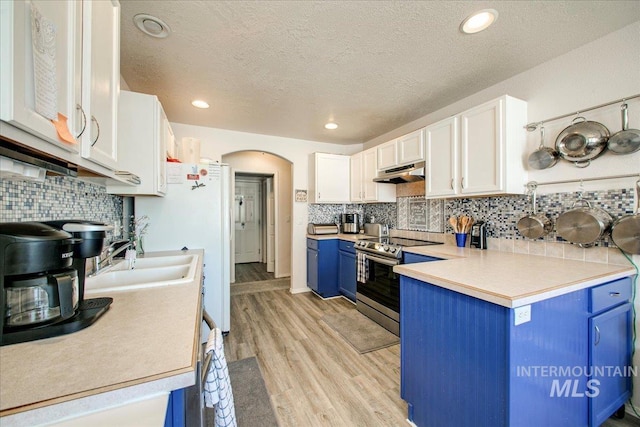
[45,220,113,303]
[1,222,112,346]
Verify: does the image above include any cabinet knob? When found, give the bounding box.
[90,116,101,146]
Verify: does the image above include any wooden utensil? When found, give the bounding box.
[449,217,459,233]
[460,216,469,233]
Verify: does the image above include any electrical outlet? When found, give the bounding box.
[514,305,531,326]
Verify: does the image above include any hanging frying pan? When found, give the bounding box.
[528,126,558,170]
[611,179,640,254]
[608,103,640,155]
[517,183,553,239]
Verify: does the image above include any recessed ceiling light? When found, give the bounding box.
[324,122,338,130]
[460,9,498,34]
[191,100,210,109]
[133,14,171,38]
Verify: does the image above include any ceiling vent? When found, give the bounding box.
[133,14,171,38]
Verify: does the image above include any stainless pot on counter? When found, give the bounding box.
[556,198,613,247]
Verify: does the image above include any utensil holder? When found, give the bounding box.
[455,233,467,248]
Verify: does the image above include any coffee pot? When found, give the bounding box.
[1,222,112,346]
[1,223,78,335]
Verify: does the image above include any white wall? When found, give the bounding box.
[169,122,362,294]
[364,21,640,411]
[365,22,640,195]
[222,151,292,279]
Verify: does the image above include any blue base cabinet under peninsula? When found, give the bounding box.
[400,275,632,427]
[307,238,339,297]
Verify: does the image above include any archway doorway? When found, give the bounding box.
[221,151,292,292]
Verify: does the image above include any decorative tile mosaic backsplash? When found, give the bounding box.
[309,187,634,248]
[1,176,124,239]
[307,203,397,229]
[444,189,634,246]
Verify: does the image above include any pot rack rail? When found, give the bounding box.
[524,93,640,131]
[527,173,640,187]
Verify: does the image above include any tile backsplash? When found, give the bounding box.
[1,176,123,239]
[309,187,634,249]
[307,203,397,229]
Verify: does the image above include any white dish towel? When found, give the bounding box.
[204,327,237,427]
[356,252,369,283]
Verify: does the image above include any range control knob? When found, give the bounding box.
[389,247,397,253]
[383,245,389,252]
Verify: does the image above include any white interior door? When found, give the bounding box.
[235,179,261,263]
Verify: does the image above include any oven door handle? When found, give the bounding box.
[362,252,400,267]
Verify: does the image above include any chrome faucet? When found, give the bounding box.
[88,240,132,276]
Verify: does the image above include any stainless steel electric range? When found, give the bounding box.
[355,237,443,336]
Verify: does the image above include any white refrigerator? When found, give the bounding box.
[135,162,231,340]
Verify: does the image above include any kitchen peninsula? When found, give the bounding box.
[395,246,636,427]
[0,250,204,427]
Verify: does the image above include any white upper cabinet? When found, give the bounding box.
[309,153,350,203]
[107,91,170,196]
[425,116,458,198]
[351,148,396,203]
[377,140,398,170]
[350,152,363,202]
[397,128,425,166]
[425,95,527,199]
[0,0,82,153]
[377,128,425,171]
[79,0,120,170]
[0,0,122,176]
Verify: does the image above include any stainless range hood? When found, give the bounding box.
[373,161,425,184]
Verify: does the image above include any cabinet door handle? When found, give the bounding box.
[318,192,321,200]
[90,116,101,146]
[450,179,454,190]
[609,291,621,297]
[76,104,87,138]
[461,177,465,189]
[594,325,601,346]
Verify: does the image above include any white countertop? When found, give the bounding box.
[0,250,204,426]
[307,233,370,241]
[396,245,636,308]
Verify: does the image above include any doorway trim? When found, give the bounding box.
[232,170,281,279]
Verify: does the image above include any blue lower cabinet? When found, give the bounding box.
[164,388,186,427]
[400,275,632,427]
[306,238,339,297]
[338,240,356,302]
[589,302,632,426]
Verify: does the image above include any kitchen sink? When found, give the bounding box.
[84,255,198,294]
[110,254,196,271]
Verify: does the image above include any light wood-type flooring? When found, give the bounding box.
[225,287,640,427]
[235,262,275,283]
[225,289,407,426]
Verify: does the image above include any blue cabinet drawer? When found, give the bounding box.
[589,278,632,313]
[339,239,355,253]
[307,238,319,250]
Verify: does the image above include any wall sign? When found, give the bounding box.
[295,189,307,203]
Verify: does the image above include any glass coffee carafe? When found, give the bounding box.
[4,269,78,328]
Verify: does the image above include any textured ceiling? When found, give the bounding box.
[119,1,640,145]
